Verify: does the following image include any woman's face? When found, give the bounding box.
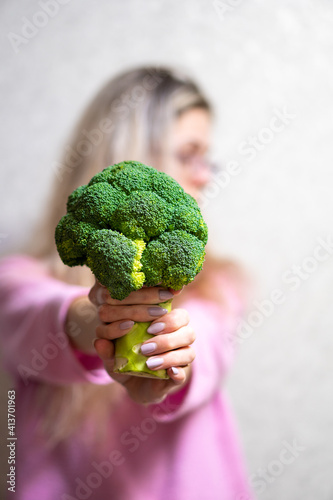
[165,107,212,201]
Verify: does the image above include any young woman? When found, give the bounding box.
[0,67,253,500]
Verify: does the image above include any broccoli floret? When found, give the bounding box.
[55,214,97,266]
[69,183,126,228]
[110,191,173,241]
[172,204,208,244]
[55,161,208,379]
[111,162,158,194]
[141,230,205,289]
[66,184,87,212]
[86,230,145,300]
[87,161,127,186]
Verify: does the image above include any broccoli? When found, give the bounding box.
[55,161,208,379]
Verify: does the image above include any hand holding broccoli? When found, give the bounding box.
[55,161,207,379]
[89,282,195,404]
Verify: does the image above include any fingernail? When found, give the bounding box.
[170,367,179,375]
[140,342,157,355]
[159,289,174,301]
[148,306,168,317]
[119,320,135,330]
[147,322,165,334]
[146,357,164,369]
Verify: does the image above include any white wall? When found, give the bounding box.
[1,1,332,498]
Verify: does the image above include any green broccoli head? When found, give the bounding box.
[141,230,205,289]
[55,161,208,300]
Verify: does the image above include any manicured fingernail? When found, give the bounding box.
[170,367,179,375]
[119,320,135,330]
[148,306,168,317]
[140,342,157,355]
[159,289,174,301]
[147,322,165,334]
[146,357,164,369]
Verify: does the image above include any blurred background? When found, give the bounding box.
[1,0,332,498]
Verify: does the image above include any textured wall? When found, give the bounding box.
[1,1,333,498]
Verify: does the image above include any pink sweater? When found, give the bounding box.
[0,255,253,500]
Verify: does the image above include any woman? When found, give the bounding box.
[0,67,253,500]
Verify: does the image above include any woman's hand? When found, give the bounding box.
[88,281,195,405]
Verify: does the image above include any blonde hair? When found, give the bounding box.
[31,66,221,447]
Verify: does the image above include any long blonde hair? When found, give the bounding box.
[30,66,242,447]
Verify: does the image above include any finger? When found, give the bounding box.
[93,338,114,359]
[140,325,195,356]
[98,303,169,323]
[93,339,117,378]
[89,280,108,306]
[167,366,189,385]
[96,320,135,340]
[101,286,176,306]
[145,308,190,336]
[144,346,195,372]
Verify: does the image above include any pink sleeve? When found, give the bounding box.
[151,289,242,422]
[0,255,111,386]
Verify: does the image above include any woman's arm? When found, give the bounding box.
[65,295,100,354]
[0,256,110,386]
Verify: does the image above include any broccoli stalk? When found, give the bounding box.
[55,161,208,379]
[113,299,172,379]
